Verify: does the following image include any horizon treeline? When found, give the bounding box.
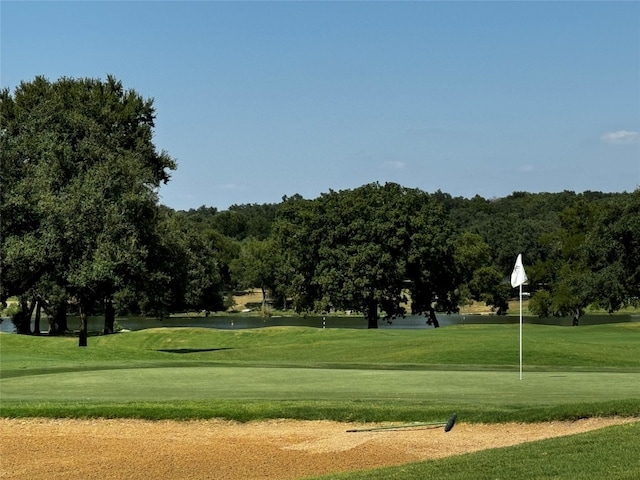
[2,76,638,334]
[164,187,638,328]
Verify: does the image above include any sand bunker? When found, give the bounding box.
[0,417,635,479]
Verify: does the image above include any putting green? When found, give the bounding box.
[1,367,638,405]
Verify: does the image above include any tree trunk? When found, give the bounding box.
[78,300,88,347]
[103,297,115,334]
[48,300,68,335]
[261,285,267,309]
[13,299,35,335]
[428,306,440,328]
[365,297,379,329]
[33,301,42,335]
[572,309,580,327]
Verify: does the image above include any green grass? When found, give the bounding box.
[308,422,640,480]
[3,322,640,370]
[1,323,638,422]
[1,323,639,479]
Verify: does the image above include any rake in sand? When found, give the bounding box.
[346,413,457,433]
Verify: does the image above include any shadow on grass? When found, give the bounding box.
[156,348,234,354]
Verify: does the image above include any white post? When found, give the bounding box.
[519,283,523,381]
[511,253,527,381]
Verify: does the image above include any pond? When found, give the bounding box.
[1,312,638,334]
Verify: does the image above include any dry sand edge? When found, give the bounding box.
[1,417,637,480]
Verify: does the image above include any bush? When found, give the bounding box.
[529,290,552,317]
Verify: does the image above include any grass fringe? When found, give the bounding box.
[2,399,638,423]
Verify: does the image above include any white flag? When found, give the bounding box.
[510,254,528,288]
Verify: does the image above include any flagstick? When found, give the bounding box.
[511,253,527,381]
[519,283,523,381]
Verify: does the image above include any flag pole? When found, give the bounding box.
[519,283,523,381]
[511,253,527,381]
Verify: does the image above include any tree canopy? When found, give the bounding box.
[1,76,175,339]
[273,183,458,328]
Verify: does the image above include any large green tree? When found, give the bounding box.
[453,232,509,313]
[274,183,459,328]
[154,209,227,314]
[585,190,640,312]
[402,189,460,326]
[272,194,323,314]
[528,197,601,325]
[230,238,279,312]
[312,183,410,327]
[0,76,175,341]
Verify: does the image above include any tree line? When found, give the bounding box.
[2,76,638,337]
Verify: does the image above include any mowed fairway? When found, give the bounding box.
[1,323,639,421]
[2,366,640,405]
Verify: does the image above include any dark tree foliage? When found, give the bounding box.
[170,207,240,292]
[273,183,458,328]
[585,191,640,312]
[410,189,636,320]
[183,203,279,241]
[1,76,175,338]
[137,208,229,315]
[230,238,279,311]
[525,193,638,324]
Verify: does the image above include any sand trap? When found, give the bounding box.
[0,417,635,479]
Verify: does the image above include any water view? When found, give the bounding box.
[1,313,637,334]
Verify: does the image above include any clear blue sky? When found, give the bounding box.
[2,1,639,211]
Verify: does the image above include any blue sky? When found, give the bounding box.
[2,1,639,211]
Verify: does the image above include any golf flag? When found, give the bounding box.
[510,254,527,288]
[511,253,527,381]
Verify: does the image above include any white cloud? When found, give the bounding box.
[601,130,640,144]
[381,160,406,170]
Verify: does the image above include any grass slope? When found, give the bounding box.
[309,422,640,480]
[3,323,640,370]
[1,324,638,422]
